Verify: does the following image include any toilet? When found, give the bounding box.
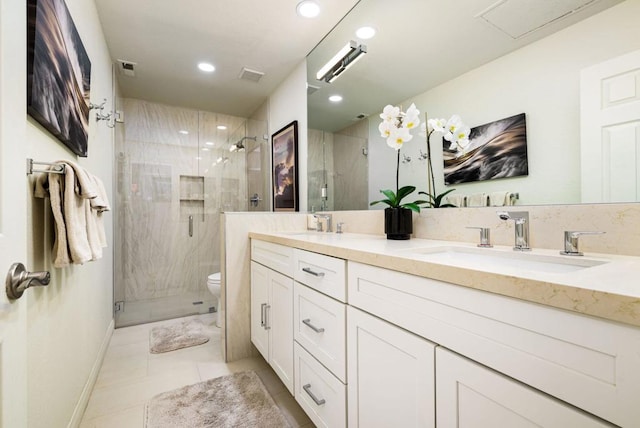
[207,272,221,327]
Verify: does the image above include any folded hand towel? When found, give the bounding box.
[488,191,509,206]
[467,193,488,207]
[445,194,465,207]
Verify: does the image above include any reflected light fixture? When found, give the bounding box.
[198,62,215,72]
[296,0,320,18]
[316,40,367,83]
[217,125,227,130]
[356,26,376,40]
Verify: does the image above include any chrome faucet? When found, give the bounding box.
[498,211,531,251]
[560,231,605,256]
[314,213,332,233]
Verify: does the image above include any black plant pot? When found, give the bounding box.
[384,207,413,240]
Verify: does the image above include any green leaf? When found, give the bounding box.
[401,202,421,213]
[380,189,399,206]
[370,199,394,207]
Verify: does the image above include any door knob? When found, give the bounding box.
[5,262,50,300]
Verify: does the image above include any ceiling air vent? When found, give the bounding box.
[353,113,369,121]
[238,67,264,82]
[117,59,137,77]
[476,0,600,39]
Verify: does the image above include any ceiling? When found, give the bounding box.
[95,0,623,123]
[94,0,360,117]
[306,0,624,132]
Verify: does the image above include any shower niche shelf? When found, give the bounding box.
[180,175,204,221]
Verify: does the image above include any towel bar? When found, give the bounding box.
[26,158,65,175]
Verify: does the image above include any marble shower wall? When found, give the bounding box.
[115,98,250,307]
[333,120,368,211]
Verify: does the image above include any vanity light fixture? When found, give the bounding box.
[329,95,343,102]
[316,40,367,83]
[197,62,215,72]
[356,26,376,40]
[296,0,320,18]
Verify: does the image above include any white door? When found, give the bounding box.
[347,306,436,428]
[0,0,29,424]
[436,348,612,428]
[581,49,640,203]
[268,269,293,394]
[250,262,270,361]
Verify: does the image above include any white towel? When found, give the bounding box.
[445,194,465,207]
[488,191,509,206]
[34,162,110,267]
[467,193,488,207]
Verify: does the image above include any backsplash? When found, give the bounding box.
[327,203,640,257]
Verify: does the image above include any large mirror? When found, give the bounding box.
[306,0,640,210]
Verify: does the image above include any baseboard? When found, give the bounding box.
[67,318,115,428]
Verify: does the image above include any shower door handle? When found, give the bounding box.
[188,215,193,237]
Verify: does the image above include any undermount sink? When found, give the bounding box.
[402,246,608,274]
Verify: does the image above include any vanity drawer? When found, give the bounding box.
[251,239,294,277]
[294,249,346,302]
[294,282,346,382]
[348,261,640,428]
[294,342,346,428]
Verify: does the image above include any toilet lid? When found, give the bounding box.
[208,272,221,281]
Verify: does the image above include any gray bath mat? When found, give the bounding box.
[145,370,291,427]
[149,318,210,353]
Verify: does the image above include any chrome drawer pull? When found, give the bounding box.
[260,303,267,327]
[265,305,271,330]
[303,383,326,406]
[302,267,325,277]
[302,318,325,333]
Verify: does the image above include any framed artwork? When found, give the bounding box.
[27,0,92,157]
[272,120,299,211]
[443,113,528,185]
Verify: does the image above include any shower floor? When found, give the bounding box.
[115,291,217,328]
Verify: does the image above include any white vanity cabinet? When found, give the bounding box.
[348,261,640,427]
[436,348,613,428]
[250,240,294,394]
[347,306,436,428]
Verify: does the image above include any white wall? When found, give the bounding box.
[268,60,308,212]
[369,0,640,207]
[22,0,115,426]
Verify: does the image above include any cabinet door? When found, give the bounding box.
[269,269,294,394]
[347,306,436,428]
[250,261,270,361]
[436,348,614,428]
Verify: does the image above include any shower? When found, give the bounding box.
[114,99,269,328]
[229,136,257,152]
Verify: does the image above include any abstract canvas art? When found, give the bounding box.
[27,0,91,157]
[444,113,528,185]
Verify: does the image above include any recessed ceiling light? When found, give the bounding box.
[217,125,227,130]
[356,26,376,40]
[329,95,343,102]
[178,130,189,135]
[297,0,320,18]
[198,62,215,72]
[205,141,215,146]
[195,156,202,160]
[202,148,210,152]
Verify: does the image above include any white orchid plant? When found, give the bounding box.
[418,115,471,207]
[370,103,427,212]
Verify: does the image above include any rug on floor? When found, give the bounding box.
[145,370,291,428]
[149,318,210,353]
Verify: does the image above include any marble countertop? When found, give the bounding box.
[249,231,640,328]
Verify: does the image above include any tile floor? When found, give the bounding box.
[80,313,313,427]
